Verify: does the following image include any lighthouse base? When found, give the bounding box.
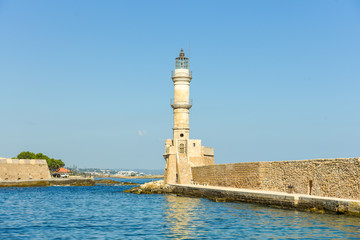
[163,139,214,184]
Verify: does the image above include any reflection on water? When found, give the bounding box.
[164,195,201,239]
[0,181,360,239]
[233,203,360,237]
[163,194,360,239]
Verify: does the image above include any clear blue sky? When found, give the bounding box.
[0,0,359,169]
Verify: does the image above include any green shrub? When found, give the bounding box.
[15,151,65,171]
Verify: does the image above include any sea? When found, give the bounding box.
[1,178,360,239]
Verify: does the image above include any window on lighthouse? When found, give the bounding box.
[179,144,185,153]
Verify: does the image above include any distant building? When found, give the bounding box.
[114,170,145,177]
[57,167,71,173]
[163,49,215,184]
[52,167,71,178]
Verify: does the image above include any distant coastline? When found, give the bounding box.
[96,175,164,179]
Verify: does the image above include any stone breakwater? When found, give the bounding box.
[0,178,144,188]
[0,178,95,187]
[169,184,360,216]
[125,181,360,216]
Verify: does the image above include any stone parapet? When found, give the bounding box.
[0,158,48,165]
[202,146,214,156]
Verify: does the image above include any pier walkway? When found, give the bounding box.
[170,184,360,216]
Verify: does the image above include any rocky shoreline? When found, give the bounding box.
[0,178,151,188]
[124,180,173,194]
[94,179,138,185]
[0,178,96,187]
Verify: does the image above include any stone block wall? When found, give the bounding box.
[164,138,214,184]
[191,158,360,200]
[0,158,51,181]
[189,156,214,167]
[192,162,261,189]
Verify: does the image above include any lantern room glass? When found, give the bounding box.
[175,57,189,69]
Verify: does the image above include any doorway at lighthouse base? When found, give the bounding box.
[163,139,214,184]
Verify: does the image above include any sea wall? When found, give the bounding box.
[124,180,360,216]
[169,184,360,216]
[191,158,360,200]
[0,158,51,181]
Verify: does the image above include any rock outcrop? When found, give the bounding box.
[0,178,95,187]
[124,180,173,194]
[95,179,138,185]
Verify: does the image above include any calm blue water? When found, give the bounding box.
[1,178,360,239]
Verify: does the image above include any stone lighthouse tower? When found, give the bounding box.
[163,49,214,185]
[172,49,191,149]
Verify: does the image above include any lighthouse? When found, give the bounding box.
[172,49,192,148]
[163,49,214,184]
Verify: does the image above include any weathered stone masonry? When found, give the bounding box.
[159,51,360,214]
[0,158,51,181]
[192,158,360,200]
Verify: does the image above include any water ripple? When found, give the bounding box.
[0,180,360,239]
